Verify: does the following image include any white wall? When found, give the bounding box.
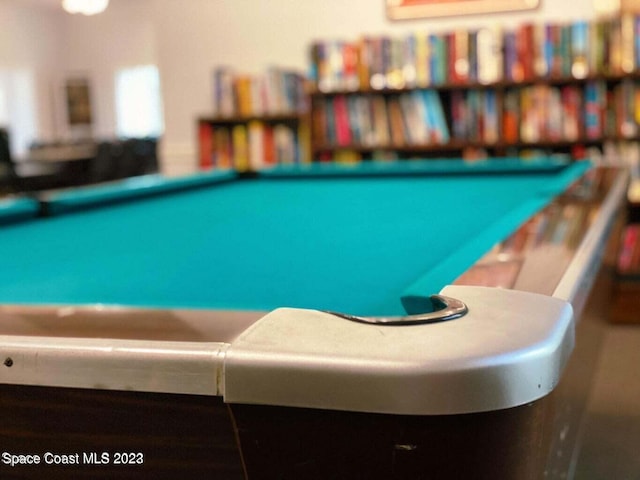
[0,0,64,152]
[59,0,157,140]
[1,0,604,172]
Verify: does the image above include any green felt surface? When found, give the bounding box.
[0,160,589,316]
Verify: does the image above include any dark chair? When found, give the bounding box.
[135,137,159,175]
[0,128,64,193]
[85,137,159,186]
[0,128,18,193]
[88,141,119,184]
[113,137,159,180]
[115,139,140,179]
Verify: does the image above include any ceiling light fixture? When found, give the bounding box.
[62,0,110,15]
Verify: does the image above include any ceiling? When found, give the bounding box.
[14,0,64,10]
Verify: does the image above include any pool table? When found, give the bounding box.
[0,158,627,479]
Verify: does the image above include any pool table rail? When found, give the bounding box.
[0,163,628,480]
[454,166,628,319]
[0,166,626,415]
[0,286,574,416]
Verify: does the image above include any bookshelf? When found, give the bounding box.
[308,15,640,163]
[198,67,310,171]
[200,15,640,167]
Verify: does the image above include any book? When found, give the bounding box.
[387,97,406,146]
[386,37,405,89]
[231,124,249,172]
[504,31,521,82]
[484,90,498,144]
[214,67,235,117]
[453,29,470,84]
[571,21,589,79]
[248,120,266,170]
[234,76,254,117]
[343,43,360,91]
[400,91,428,145]
[198,123,214,169]
[271,125,291,164]
[476,26,503,84]
[423,89,449,143]
[429,34,447,85]
[561,85,582,141]
[415,32,431,87]
[516,23,535,81]
[402,34,418,89]
[371,96,390,145]
[621,13,636,74]
[333,95,352,146]
[215,128,232,169]
[297,121,311,164]
[584,81,605,139]
[503,89,520,144]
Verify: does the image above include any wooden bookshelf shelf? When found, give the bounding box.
[199,114,304,126]
[309,72,640,97]
[313,141,490,154]
[313,137,640,159]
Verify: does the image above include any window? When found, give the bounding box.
[115,65,164,138]
[0,69,36,156]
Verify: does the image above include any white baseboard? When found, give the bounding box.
[159,142,198,177]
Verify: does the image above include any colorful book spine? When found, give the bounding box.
[484,90,498,144]
[248,121,265,170]
[415,32,430,87]
[584,81,604,139]
[231,124,249,172]
[504,31,520,82]
[424,90,450,143]
[333,95,352,146]
[621,13,636,74]
[198,123,214,169]
[571,21,589,79]
[477,26,503,84]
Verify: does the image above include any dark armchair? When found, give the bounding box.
[0,128,64,194]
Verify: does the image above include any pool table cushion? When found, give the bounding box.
[0,196,40,225]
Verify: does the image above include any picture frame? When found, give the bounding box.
[386,0,540,20]
[65,78,93,126]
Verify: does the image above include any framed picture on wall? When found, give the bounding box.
[65,78,93,126]
[386,0,540,19]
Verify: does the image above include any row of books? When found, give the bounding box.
[198,121,310,171]
[506,85,583,144]
[450,90,499,144]
[213,67,308,118]
[310,31,502,92]
[312,80,640,150]
[505,79,640,144]
[312,90,449,148]
[309,14,640,93]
